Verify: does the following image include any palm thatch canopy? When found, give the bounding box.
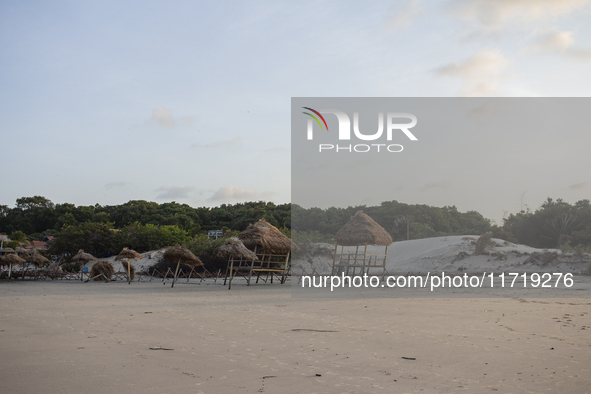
[214,237,258,260]
[237,219,297,253]
[115,247,142,261]
[72,249,97,262]
[29,253,51,267]
[15,246,28,254]
[90,261,114,281]
[163,245,202,267]
[334,211,393,246]
[0,247,15,254]
[0,253,26,266]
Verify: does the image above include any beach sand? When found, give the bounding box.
[1,280,590,393]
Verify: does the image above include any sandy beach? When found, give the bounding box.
[1,279,590,393]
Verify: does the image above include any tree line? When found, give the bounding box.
[1,196,590,259]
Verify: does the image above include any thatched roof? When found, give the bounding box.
[72,249,97,262]
[15,246,28,254]
[115,247,142,261]
[0,247,15,253]
[334,211,393,246]
[214,237,259,260]
[237,219,297,253]
[29,253,51,267]
[163,245,203,267]
[0,253,26,266]
[90,261,114,281]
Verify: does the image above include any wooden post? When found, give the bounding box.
[228,257,235,290]
[126,259,131,284]
[363,244,368,275]
[171,261,181,288]
[247,245,257,286]
[8,263,12,281]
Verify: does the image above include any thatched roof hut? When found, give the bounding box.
[72,250,97,262]
[0,253,26,267]
[0,247,15,254]
[163,245,202,267]
[90,261,114,281]
[163,245,202,288]
[15,246,28,254]
[115,248,142,261]
[215,237,258,260]
[29,253,51,267]
[334,211,393,246]
[237,219,297,253]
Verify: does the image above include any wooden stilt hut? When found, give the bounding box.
[215,237,258,289]
[332,211,393,278]
[229,219,297,287]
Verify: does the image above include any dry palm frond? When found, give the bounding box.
[214,237,258,260]
[238,219,296,253]
[163,245,202,267]
[29,253,51,267]
[335,211,393,246]
[72,249,97,262]
[115,247,142,261]
[0,253,26,266]
[90,261,114,281]
[0,247,15,253]
[15,246,28,254]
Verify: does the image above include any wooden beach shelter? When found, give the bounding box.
[332,211,393,278]
[115,247,142,284]
[215,237,258,289]
[229,219,296,287]
[72,250,97,281]
[1,253,26,281]
[89,261,115,282]
[163,245,202,288]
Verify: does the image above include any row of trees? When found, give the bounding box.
[1,196,590,259]
[0,196,290,239]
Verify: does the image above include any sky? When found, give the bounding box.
[1,0,590,224]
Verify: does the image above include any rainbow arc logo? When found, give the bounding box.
[301,107,328,131]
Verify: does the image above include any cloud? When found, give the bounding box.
[208,186,275,202]
[435,48,509,96]
[419,181,451,191]
[191,136,242,149]
[527,30,591,61]
[568,182,588,190]
[151,107,176,128]
[155,185,195,200]
[105,181,130,189]
[388,0,423,30]
[263,147,288,153]
[450,0,591,30]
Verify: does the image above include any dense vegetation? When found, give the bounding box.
[1,196,590,264]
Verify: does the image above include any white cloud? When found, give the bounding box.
[419,181,452,191]
[191,136,242,149]
[388,0,423,30]
[155,185,194,200]
[105,181,130,189]
[450,0,591,30]
[568,182,588,190]
[151,107,175,128]
[435,48,509,96]
[208,186,274,202]
[527,30,591,61]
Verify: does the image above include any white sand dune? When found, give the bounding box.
[293,236,591,275]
